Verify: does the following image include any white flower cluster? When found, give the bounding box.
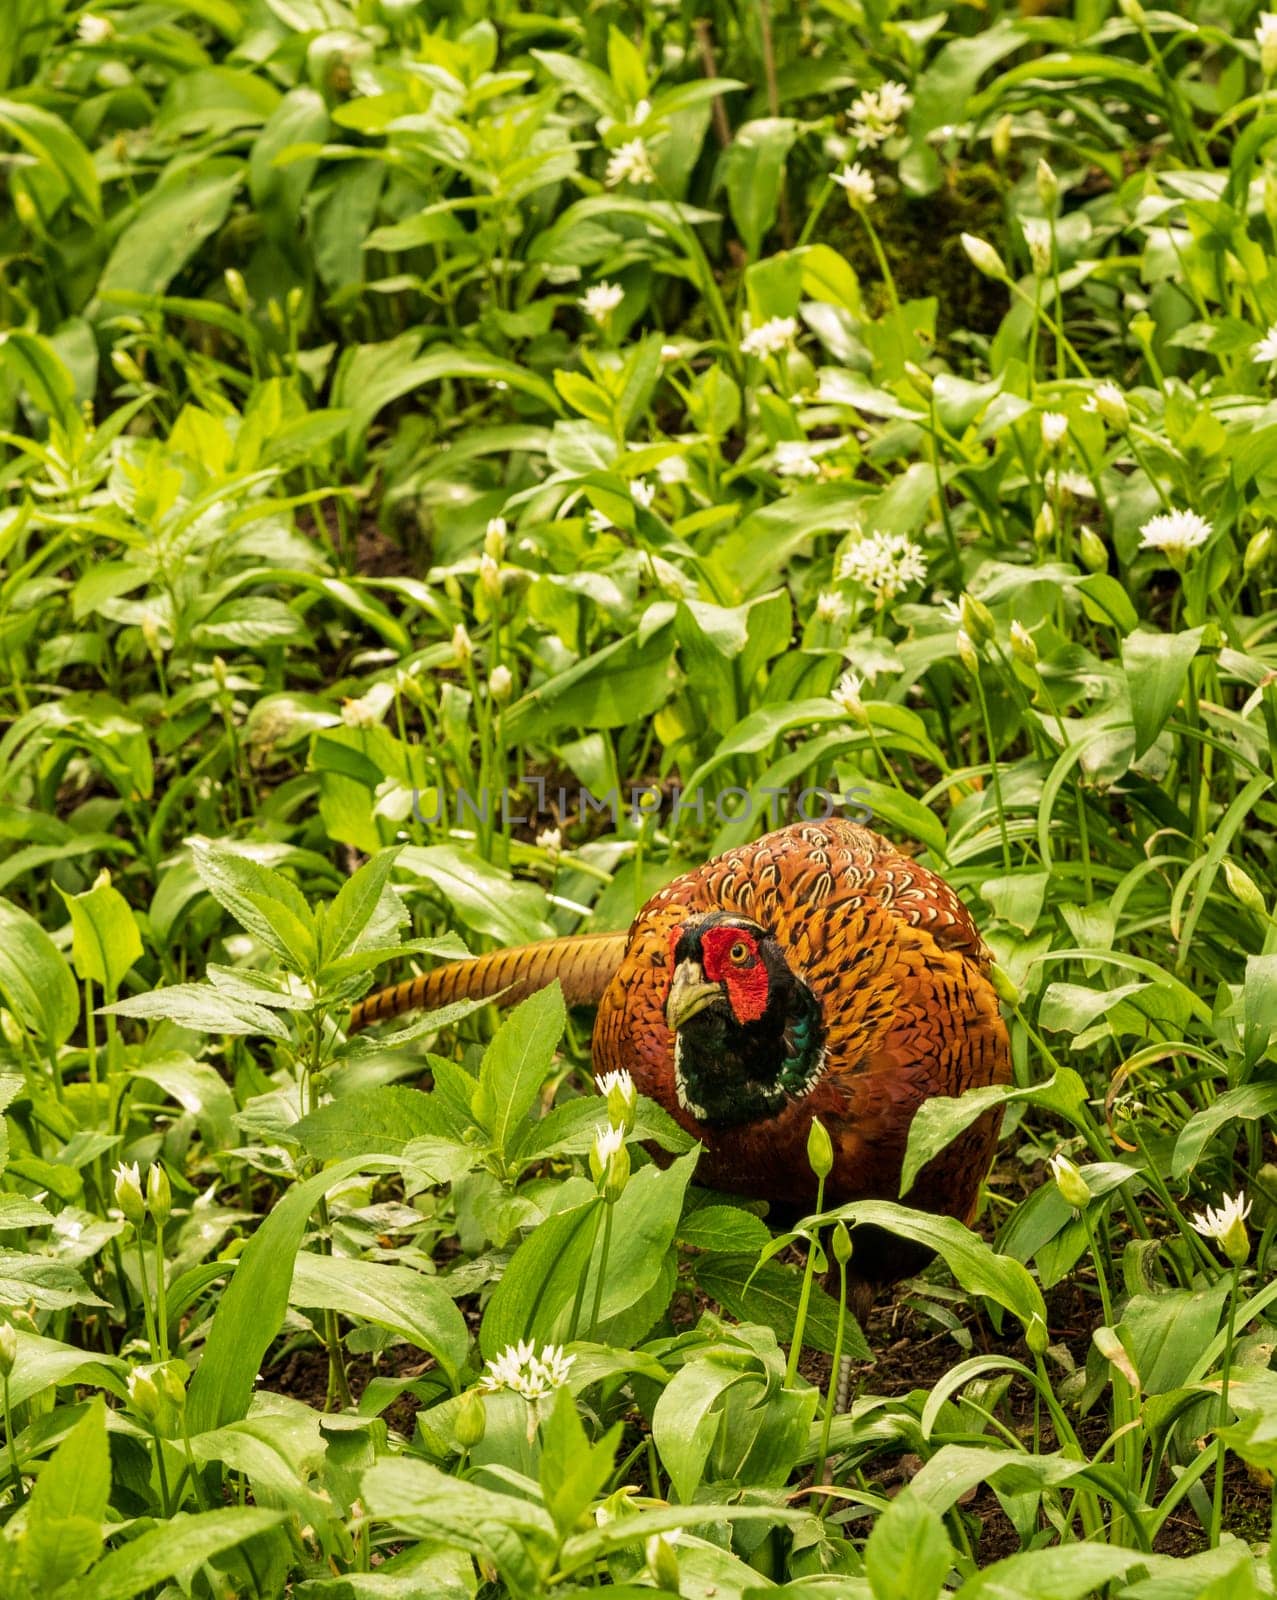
[838,531,927,602]
[1190,1191,1250,1242]
[773,440,821,478]
[848,81,912,148]
[1252,322,1277,363]
[832,162,876,208]
[579,282,624,324]
[479,1339,575,1400]
[1138,508,1211,559]
[741,316,799,359]
[606,138,655,187]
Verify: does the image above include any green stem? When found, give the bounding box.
[154,1222,169,1364]
[785,1173,825,1386]
[1210,1264,1241,1547]
[2,1371,23,1504]
[815,1248,847,1489]
[135,1233,159,1362]
[586,1200,616,1341]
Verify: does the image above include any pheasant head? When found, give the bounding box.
[665,912,826,1126]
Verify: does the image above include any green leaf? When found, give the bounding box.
[57,881,142,996]
[864,1489,952,1600]
[652,1355,753,1503]
[0,99,100,219]
[0,1253,105,1312]
[822,1201,1046,1332]
[900,1071,1088,1196]
[538,1388,623,1539]
[98,159,243,299]
[320,847,403,968]
[1171,1082,1277,1178]
[189,837,317,973]
[398,845,554,946]
[481,1150,698,1357]
[677,1205,772,1255]
[21,1402,109,1589]
[693,1254,869,1359]
[294,1085,454,1162]
[0,898,78,1047]
[954,1542,1147,1600]
[472,984,566,1158]
[104,983,291,1041]
[1122,627,1205,760]
[720,119,800,259]
[290,1253,469,1385]
[81,1509,287,1600]
[189,1156,394,1432]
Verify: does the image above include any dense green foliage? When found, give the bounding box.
[0,0,1275,1593]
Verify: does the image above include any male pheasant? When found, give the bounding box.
[350,820,1010,1297]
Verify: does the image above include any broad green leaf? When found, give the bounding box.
[955,1542,1148,1600]
[189,837,317,972]
[105,983,291,1041]
[677,1205,772,1255]
[294,1085,454,1162]
[320,846,404,967]
[693,1254,869,1359]
[0,898,78,1047]
[21,1397,109,1589]
[864,1489,952,1600]
[81,1509,287,1600]
[0,100,100,218]
[398,845,554,945]
[1171,1082,1277,1177]
[57,880,142,996]
[472,983,566,1158]
[98,159,243,299]
[1122,627,1204,760]
[189,1156,397,1432]
[821,1201,1046,1331]
[900,1071,1088,1196]
[290,1252,470,1383]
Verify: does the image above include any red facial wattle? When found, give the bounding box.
[699,926,770,1024]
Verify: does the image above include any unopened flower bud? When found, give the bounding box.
[147,1163,171,1228]
[484,517,507,561]
[455,1386,487,1449]
[1244,526,1272,576]
[128,1369,161,1422]
[646,1533,681,1592]
[1092,381,1130,432]
[224,269,249,311]
[595,1069,637,1133]
[156,1362,188,1409]
[991,113,1013,164]
[113,1161,146,1226]
[1025,1312,1049,1357]
[1048,1152,1092,1212]
[1036,159,1060,216]
[1078,528,1108,573]
[1224,860,1267,917]
[989,963,1020,1006]
[1033,502,1056,547]
[1010,620,1038,669]
[956,629,979,674]
[961,233,1009,282]
[488,664,513,703]
[904,360,932,397]
[807,1116,833,1180]
[478,553,501,598]
[212,654,229,691]
[285,286,304,320]
[452,623,473,664]
[960,592,995,646]
[0,1323,17,1379]
[832,1221,853,1266]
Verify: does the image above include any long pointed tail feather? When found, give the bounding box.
[347,931,628,1034]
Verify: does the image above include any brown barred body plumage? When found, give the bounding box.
[350,821,1011,1289]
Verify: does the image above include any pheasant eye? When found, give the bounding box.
[729,940,751,964]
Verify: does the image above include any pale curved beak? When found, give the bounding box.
[666,961,722,1031]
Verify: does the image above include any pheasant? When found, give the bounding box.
[350,820,1011,1305]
